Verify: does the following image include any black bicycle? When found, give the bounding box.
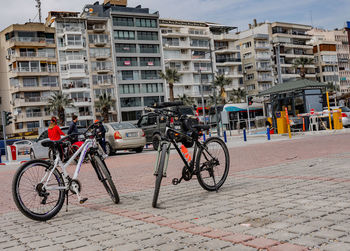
[146,101,230,208]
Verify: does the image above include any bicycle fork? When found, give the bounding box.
[153,142,171,177]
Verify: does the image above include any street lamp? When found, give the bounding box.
[198,68,207,125]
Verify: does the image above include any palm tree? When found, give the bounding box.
[178,94,194,106]
[48,91,74,126]
[213,75,231,104]
[293,57,314,78]
[159,69,182,102]
[95,93,114,123]
[326,82,340,94]
[228,88,247,103]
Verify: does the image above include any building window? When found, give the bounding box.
[90,48,111,58]
[245,73,254,80]
[23,77,38,87]
[15,123,23,130]
[27,121,40,130]
[115,43,136,53]
[88,34,109,44]
[137,31,158,41]
[162,37,179,46]
[122,111,142,121]
[139,44,159,53]
[139,57,160,66]
[243,42,251,48]
[120,84,140,94]
[214,41,228,50]
[144,96,160,107]
[94,88,114,98]
[141,70,159,80]
[135,18,157,28]
[92,74,113,85]
[113,17,134,27]
[120,97,141,108]
[190,39,209,47]
[114,30,135,40]
[116,57,138,67]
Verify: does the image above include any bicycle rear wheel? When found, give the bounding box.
[12,160,65,221]
[196,137,230,191]
[93,155,120,204]
[152,143,167,208]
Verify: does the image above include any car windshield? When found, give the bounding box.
[180,107,195,115]
[110,122,136,130]
[341,107,350,112]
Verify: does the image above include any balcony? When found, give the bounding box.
[255,54,271,60]
[257,76,274,82]
[64,42,84,50]
[11,83,59,92]
[10,67,58,76]
[8,37,55,47]
[216,58,241,65]
[256,66,272,71]
[95,80,113,86]
[91,39,108,47]
[92,54,111,60]
[254,34,269,40]
[63,83,90,90]
[14,97,48,107]
[72,97,92,106]
[60,55,85,63]
[63,27,83,34]
[92,24,106,32]
[255,44,270,50]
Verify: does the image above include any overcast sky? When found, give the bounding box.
[0,0,349,32]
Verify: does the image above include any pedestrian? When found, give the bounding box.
[68,115,78,142]
[48,116,65,141]
[95,120,106,153]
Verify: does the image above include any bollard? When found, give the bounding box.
[203,133,206,142]
[145,144,148,149]
[243,128,247,142]
[223,131,227,143]
[267,126,270,141]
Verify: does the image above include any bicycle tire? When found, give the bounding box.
[12,160,65,221]
[93,155,120,204]
[152,143,167,208]
[196,137,230,191]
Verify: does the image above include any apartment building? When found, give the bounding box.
[46,11,94,127]
[237,22,274,95]
[84,10,118,122]
[210,24,243,94]
[308,28,350,93]
[270,22,315,82]
[82,0,165,122]
[160,19,213,105]
[0,23,59,135]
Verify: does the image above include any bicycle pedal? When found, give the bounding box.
[79,198,88,204]
[172,178,179,185]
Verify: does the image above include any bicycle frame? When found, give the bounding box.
[40,138,95,192]
[156,125,201,177]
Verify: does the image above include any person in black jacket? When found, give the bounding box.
[68,115,78,141]
[95,120,106,153]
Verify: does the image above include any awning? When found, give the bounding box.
[258,79,328,96]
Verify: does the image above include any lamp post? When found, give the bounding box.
[198,68,207,125]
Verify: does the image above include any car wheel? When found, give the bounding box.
[105,143,113,156]
[134,147,144,153]
[152,134,161,151]
[30,149,36,160]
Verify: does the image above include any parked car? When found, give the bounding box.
[322,106,350,127]
[13,140,33,154]
[137,105,197,150]
[104,122,146,155]
[30,126,85,160]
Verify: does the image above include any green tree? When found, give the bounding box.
[95,93,114,123]
[178,94,194,106]
[213,75,231,104]
[48,91,74,126]
[293,57,314,78]
[326,82,340,94]
[228,88,247,103]
[159,69,182,101]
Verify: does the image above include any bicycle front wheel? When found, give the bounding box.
[152,143,167,208]
[93,155,119,204]
[196,137,230,191]
[12,160,65,221]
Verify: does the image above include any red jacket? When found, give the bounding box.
[48,125,65,141]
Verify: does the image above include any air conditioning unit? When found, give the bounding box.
[5,55,11,60]
[183,61,188,66]
[180,37,186,41]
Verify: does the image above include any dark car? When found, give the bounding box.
[137,106,197,150]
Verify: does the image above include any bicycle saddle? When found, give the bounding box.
[41,139,69,149]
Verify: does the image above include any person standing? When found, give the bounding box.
[95,120,107,153]
[48,116,65,141]
[68,115,78,141]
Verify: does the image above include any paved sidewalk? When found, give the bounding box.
[2,151,350,250]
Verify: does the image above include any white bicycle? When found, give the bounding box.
[12,122,119,221]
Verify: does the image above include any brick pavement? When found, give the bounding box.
[1,133,350,250]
